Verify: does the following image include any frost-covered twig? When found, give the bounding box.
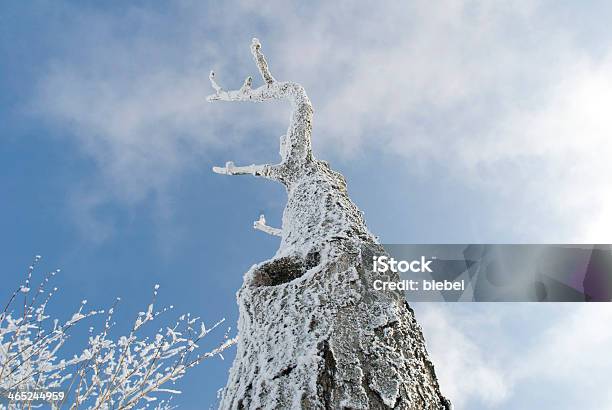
[212,161,264,176]
[253,215,281,237]
[206,38,276,104]
[250,38,275,85]
[211,161,285,185]
[0,258,235,410]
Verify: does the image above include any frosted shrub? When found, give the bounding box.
[0,256,235,409]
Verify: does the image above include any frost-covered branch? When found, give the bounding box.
[253,215,281,237]
[206,38,277,104]
[212,161,265,176]
[250,38,275,85]
[0,257,235,410]
[211,161,286,184]
[208,38,316,243]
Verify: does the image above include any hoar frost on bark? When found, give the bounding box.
[208,39,451,410]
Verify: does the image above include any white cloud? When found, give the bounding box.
[514,304,612,388]
[488,57,612,242]
[31,0,612,241]
[415,304,510,408]
[26,4,612,407]
[247,0,612,242]
[416,303,612,409]
[30,3,288,237]
[34,10,237,202]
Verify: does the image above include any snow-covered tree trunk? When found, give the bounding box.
[209,39,451,410]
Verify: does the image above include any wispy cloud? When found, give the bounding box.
[30,3,287,238]
[417,303,612,409]
[22,3,612,406]
[31,0,612,242]
[257,1,612,242]
[415,304,510,408]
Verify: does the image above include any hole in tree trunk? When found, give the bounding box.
[252,256,306,286]
[252,251,321,287]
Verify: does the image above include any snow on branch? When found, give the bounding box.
[207,37,313,168]
[253,215,281,237]
[0,257,235,410]
[212,161,265,176]
[250,38,275,85]
[207,71,257,102]
[206,38,278,104]
[208,37,316,241]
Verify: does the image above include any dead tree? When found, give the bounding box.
[208,38,451,410]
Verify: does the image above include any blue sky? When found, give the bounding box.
[2,1,612,408]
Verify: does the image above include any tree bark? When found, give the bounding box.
[209,39,451,410]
